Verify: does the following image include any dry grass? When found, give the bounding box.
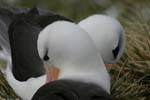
[0,70,20,100]
[110,8,150,100]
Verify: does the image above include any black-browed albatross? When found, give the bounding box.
[31,14,125,100]
[31,20,111,100]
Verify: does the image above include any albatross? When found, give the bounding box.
[32,15,126,100]
[32,21,110,100]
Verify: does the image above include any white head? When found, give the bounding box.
[78,15,125,64]
[37,21,110,93]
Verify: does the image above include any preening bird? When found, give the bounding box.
[32,21,110,100]
[78,15,125,64]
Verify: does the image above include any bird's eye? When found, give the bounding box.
[43,55,49,61]
[43,50,49,61]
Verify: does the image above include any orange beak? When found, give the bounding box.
[45,63,59,83]
[45,63,113,83]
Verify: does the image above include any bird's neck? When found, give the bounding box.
[8,20,46,81]
[58,60,110,94]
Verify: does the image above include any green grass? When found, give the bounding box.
[0,0,150,100]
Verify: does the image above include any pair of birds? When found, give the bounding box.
[0,7,125,100]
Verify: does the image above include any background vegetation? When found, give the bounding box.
[0,0,149,100]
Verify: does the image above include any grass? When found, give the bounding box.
[0,70,19,100]
[110,7,150,100]
[0,0,150,100]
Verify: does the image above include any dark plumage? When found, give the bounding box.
[32,80,111,100]
[8,15,45,81]
[8,7,72,81]
[112,43,119,59]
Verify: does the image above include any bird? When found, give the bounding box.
[78,14,125,65]
[32,21,111,100]
[0,7,72,100]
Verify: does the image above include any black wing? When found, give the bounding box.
[8,14,45,81]
[8,7,72,81]
[32,80,111,100]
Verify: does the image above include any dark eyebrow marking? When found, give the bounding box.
[112,32,123,59]
[112,44,120,58]
[43,50,49,61]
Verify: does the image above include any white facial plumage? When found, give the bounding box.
[79,15,125,64]
[37,21,110,93]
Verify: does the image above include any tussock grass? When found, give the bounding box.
[111,9,150,100]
